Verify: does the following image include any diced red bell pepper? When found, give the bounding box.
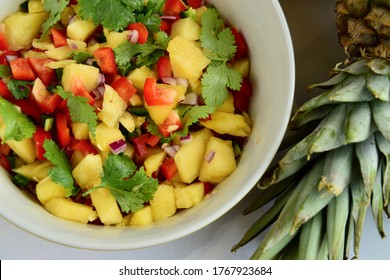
[157,56,173,78]
[0,27,8,51]
[158,110,182,137]
[143,78,177,106]
[163,0,187,16]
[145,134,160,147]
[231,78,252,113]
[55,111,71,148]
[33,126,52,160]
[30,78,62,114]
[71,140,98,155]
[127,22,149,44]
[159,20,172,34]
[14,99,42,122]
[186,0,202,8]
[204,182,215,195]
[231,27,249,60]
[27,57,56,86]
[50,28,68,48]
[160,157,177,180]
[93,47,118,75]
[0,80,13,100]
[0,50,19,65]
[0,142,11,156]
[10,58,36,81]
[0,154,11,171]
[110,76,137,104]
[71,76,94,105]
[131,133,151,158]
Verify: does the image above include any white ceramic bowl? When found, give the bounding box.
[0,0,294,250]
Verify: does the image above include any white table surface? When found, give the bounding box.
[1,0,390,260]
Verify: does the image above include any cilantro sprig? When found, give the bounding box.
[43,139,79,196]
[41,0,70,38]
[55,86,98,138]
[83,154,159,213]
[0,97,36,143]
[114,31,169,75]
[200,8,243,108]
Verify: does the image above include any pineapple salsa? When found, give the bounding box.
[0,0,253,226]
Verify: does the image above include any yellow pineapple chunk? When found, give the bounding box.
[62,63,100,92]
[199,136,237,184]
[174,128,213,183]
[103,28,132,48]
[66,16,96,42]
[45,45,72,61]
[6,138,37,164]
[233,58,250,78]
[119,112,136,133]
[36,176,66,205]
[174,182,205,209]
[218,93,235,114]
[144,150,166,177]
[93,123,125,152]
[4,11,49,51]
[128,205,153,226]
[167,36,210,80]
[170,18,201,41]
[200,111,252,137]
[12,160,52,182]
[98,85,127,127]
[89,188,123,225]
[28,0,45,14]
[72,122,89,140]
[127,66,158,91]
[72,154,102,189]
[150,184,176,221]
[44,197,98,224]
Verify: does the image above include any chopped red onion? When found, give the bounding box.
[181,92,199,105]
[163,145,179,158]
[109,139,127,155]
[161,77,177,86]
[128,30,139,44]
[180,134,193,144]
[91,85,105,100]
[160,15,179,21]
[205,150,215,163]
[5,54,18,63]
[176,78,189,87]
[97,73,105,86]
[67,14,76,26]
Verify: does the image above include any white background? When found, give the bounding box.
[1,0,390,260]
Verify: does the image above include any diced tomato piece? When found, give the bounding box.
[158,110,182,137]
[159,20,172,34]
[71,76,94,105]
[50,28,68,48]
[71,140,98,155]
[0,80,13,100]
[27,57,56,86]
[127,22,149,44]
[111,76,137,104]
[0,27,8,51]
[93,47,117,75]
[145,134,160,147]
[0,154,11,171]
[30,78,62,114]
[33,126,52,160]
[163,0,187,16]
[14,99,42,122]
[204,182,215,195]
[157,56,173,78]
[232,27,249,60]
[143,78,177,106]
[10,58,36,81]
[160,157,177,180]
[55,111,71,148]
[186,0,202,8]
[231,78,252,113]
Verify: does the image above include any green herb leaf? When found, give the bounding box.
[41,0,70,38]
[78,0,144,31]
[7,80,32,100]
[0,65,11,79]
[55,86,98,138]
[43,139,78,196]
[200,8,242,108]
[0,97,36,143]
[84,154,159,213]
[180,105,216,134]
[67,51,93,64]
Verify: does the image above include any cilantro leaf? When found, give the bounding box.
[84,154,159,213]
[201,63,242,108]
[55,86,98,138]
[43,139,78,196]
[0,65,11,79]
[41,0,70,38]
[67,51,93,64]
[114,31,169,75]
[0,97,36,143]
[135,0,165,33]
[78,0,144,32]
[200,8,243,108]
[7,80,32,100]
